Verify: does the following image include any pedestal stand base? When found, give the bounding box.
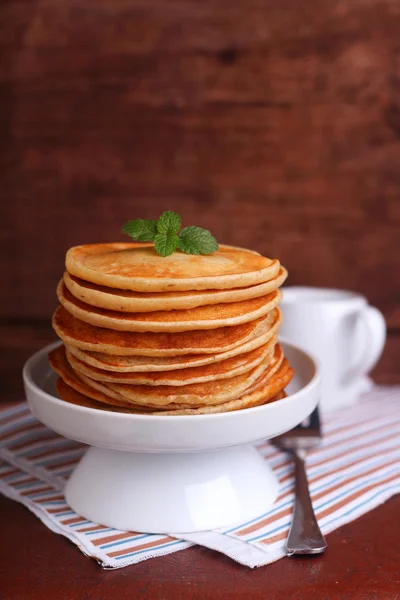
[65,445,279,533]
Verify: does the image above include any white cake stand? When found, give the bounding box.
[23,340,320,534]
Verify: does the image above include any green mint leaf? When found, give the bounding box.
[154,233,180,257]
[122,212,219,256]
[156,211,181,235]
[178,226,219,255]
[122,219,157,242]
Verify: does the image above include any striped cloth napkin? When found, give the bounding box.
[1,386,399,569]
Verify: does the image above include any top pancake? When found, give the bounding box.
[66,243,280,292]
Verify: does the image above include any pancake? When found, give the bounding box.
[52,305,274,356]
[57,280,282,332]
[56,378,138,413]
[239,343,284,395]
[155,360,293,415]
[97,356,273,408]
[65,308,282,372]
[48,345,151,411]
[56,377,287,415]
[77,348,287,411]
[66,243,280,292]
[63,267,288,313]
[52,343,291,414]
[65,339,276,385]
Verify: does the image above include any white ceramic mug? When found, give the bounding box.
[280,287,386,411]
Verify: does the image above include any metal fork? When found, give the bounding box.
[271,405,327,555]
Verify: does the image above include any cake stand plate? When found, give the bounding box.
[23,340,320,533]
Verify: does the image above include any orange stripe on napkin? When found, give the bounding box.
[107,536,175,558]
[8,434,59,451]
[76,524,107,533]
[27,444,82,460]
[37,494,65,503]
[0,408,30,426]
[0,422,43,441]
[47,458,80,471]
[21,485,52,497]
[0,468,19,479]
[93,531,141,546]
[61,516,86,525]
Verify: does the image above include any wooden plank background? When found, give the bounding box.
[1,0,399,399]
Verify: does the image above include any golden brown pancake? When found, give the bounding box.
[155,361,293,415]
[66,243,280,292]
[239,343,284,395]
[65,308,282,372]
[52,305,275,356]
[48,345,151,411]
[63,267,288,313]
[56,378,139,413]
[56,377,287,415]
[51,343,291,414]
[57,280,282,332]
[84,351,290,413]
[64,339,276,386]
[95,356,274,408]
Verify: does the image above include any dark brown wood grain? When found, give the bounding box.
[1,0,399,325]
[1,492,400,600]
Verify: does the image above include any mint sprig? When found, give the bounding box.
[156,211,181,236]
[178,226,219,255]
[122,211,219,257]
[154,233,180,257]
[121,219,157,242]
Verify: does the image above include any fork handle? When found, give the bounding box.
[286,449,327,555]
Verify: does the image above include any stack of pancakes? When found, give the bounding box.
[49,243,293,415]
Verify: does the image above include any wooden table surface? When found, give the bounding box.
[1,486,400,599]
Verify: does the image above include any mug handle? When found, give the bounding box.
[343,306,386,385]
